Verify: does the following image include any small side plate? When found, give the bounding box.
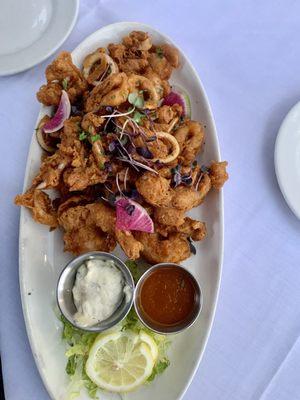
[0,0,79,76]
[275,101,300,219]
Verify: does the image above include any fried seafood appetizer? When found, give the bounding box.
[15,31,228,264]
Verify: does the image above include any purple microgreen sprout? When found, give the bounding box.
[201,165,210,173]
[187,237,197,255]
[116,157,158,174]
[124,203,135,216]
[136,146,154,159]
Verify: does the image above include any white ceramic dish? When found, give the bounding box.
[275,101,300,219]
[0,0,79,76]
[19,22,224,400]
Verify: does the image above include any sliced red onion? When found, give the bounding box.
[162,85,191,118]
[116,197,154,233]
[43,90,71,133]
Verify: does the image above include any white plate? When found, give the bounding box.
[19,22,224,400]
[0,0,79,76]
[275,101,300,219]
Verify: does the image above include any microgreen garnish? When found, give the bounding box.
[98,162,105,170]
[133,111,145,124]
[187,237,197,255]
[156,47,164,58]
[171,165,192,187]
[120,135,128,146]
[79,131,88,141]
[146,136,157,142]
[201,165,210,173]
[124,203,135,216]
[128,91,144,109]
[181,174,193,185]
[91,134,101,143]
[136,146,154,159]
[62,77,69,90]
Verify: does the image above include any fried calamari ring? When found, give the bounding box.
[85,73,129,111]
[151,132,180,163]
[173,120,205,165]
[128,74,161,109]
[82,48,119,86]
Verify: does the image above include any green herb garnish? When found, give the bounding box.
[62,77,69,90]
[91,134,101,143]
[156,47,164,58]
[98,162,105,170]
[133,111,145,124]
[128,92,145,109]
[79,131,88,141]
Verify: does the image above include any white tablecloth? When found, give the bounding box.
[1,0,300,399]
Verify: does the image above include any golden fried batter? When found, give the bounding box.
[31,152,69,189]
[209,161,229,189]
[87,202,116,235]
[154,207,185,227]
[63,154,107,191]
[136,172,172,207]
[81,113,105,132]
[148,44,180,80]
[59,117,85,168]
[128,74,162,109]
[85,73,129,111]
[16,30,229,263]
[135,232,190,264]
[115,229,144,260]
[64,225,116,255]
[122,31,152,51]
[108,31,151,74]
[174,120,205,165]
[172,174,212,210]
[37,52,87,106]
[15,190,58,228]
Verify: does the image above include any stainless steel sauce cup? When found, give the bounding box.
[57,251,134,332]
[134,263,202,334]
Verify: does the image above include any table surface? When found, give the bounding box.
[1,1,300,399]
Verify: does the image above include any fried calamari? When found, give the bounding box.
[15,30,228,263]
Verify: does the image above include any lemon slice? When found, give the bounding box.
[85,330,156,392]
[139,331,158,362]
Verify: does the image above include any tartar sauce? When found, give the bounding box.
[72,258,129,327]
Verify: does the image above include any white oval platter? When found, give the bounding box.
[274,101,300,219]
[19,22,224,400]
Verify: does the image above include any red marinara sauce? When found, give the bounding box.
[139,267,196,325]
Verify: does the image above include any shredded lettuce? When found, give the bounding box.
[61,315,99,399]
[61,260,171,399]
[125,259,149,283]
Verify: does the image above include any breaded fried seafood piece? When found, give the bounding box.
[15,30,229,264]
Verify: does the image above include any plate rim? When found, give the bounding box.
[0,0,79,77]
[18,21,224,400]
[274,100,300,219]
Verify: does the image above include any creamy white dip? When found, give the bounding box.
[72,258,128,327]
